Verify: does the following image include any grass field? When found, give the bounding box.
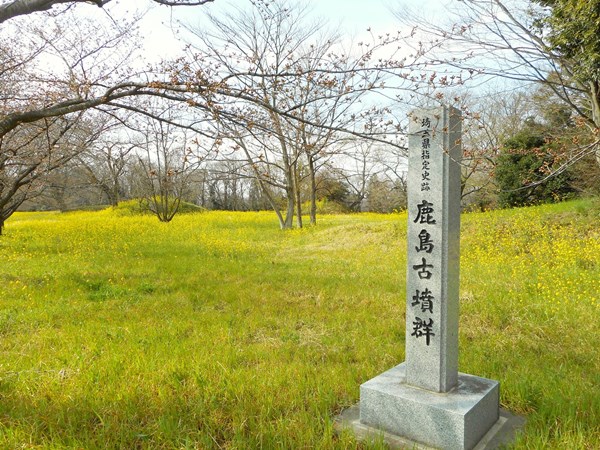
[1,200,599,449]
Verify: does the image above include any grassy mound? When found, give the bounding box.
[111,199,206,216]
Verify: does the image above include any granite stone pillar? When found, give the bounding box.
[357,106,500,450]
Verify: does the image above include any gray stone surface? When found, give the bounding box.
[335,404,526,450]
[405,106,462,393]
[359,363,499,450]
[347,106,503,449]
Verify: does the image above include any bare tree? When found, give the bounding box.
[0,9,141,229]
[397,0,600,168]
[184,1,324,228]
[77,138,135,207]
[335,139,385,212]
[0,0,222,232]
[0,113,104,233]
[285,44,389,225]
[0,0,219,144]
[132,110,213,222]
[204,159,253,210]
[183,0,401,228]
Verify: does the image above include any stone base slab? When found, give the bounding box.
[335,404,526,450]
[356,363,501,449]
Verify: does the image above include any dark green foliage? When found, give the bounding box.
[495,129,576,207]
[504,130,546,151]
[534,0,600,84]
[316,175,350,204]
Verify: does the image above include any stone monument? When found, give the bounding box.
[337,106,510,450]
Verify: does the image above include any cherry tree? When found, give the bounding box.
[0,0,216,232]
[181,0,404,228]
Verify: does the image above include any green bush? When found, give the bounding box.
[496,130,576,207]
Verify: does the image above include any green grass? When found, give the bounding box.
[1,201,599,449]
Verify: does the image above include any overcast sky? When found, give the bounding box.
[128,0,451,63]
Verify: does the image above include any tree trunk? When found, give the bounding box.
[283,188,294,229]
[274,209,286,229]
[0,209,10,235]
[591,82,600,168]
[266,105,296,229]
[111,175,120,206]
[238,140,288,228]
[293,162,303,228]
[308,157,317,225]
[255,177,285,228]
[262,187,286,229]
[281,149,295,229]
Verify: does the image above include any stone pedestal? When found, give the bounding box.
[359,363,499,450]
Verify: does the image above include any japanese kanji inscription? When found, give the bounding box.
[406,106,461,393]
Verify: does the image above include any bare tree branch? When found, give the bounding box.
[0,0,214,24]
[152,0,213,5]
